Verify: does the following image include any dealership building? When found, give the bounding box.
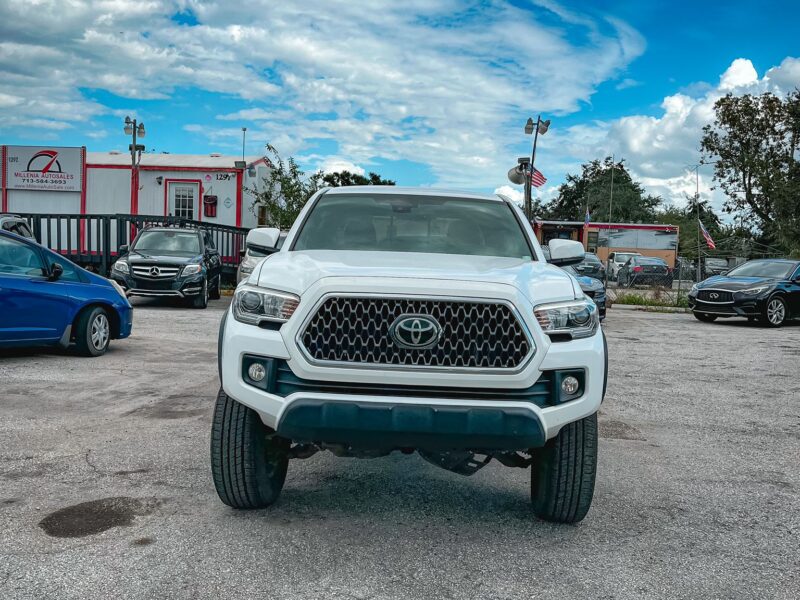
[1,145,269,228]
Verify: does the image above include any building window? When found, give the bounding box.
[173,186,195,219]
[587,231,599,253]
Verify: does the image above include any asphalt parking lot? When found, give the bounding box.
[1,299,798,599]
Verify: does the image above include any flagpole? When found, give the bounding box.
[695,165,701,281]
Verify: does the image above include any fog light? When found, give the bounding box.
[561,376,580,395]
[248,363,266,382]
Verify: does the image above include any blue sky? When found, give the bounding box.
[1,0,798,211]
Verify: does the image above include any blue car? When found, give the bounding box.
[0,230,133,356]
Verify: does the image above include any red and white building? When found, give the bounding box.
[2,145,269,229]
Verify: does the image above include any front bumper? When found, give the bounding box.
[111,272,205,298]
[688,293,764,317]
[220,278,606,448]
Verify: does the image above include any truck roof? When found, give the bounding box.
[323,186,504,202]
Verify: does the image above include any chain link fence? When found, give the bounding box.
[603,251,784,309]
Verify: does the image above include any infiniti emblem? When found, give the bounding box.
[709,292,719,299]
[389,314,443,350]
[149,266,161,277]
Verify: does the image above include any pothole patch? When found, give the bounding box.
[600,419,646,441]
[39,496,162,538]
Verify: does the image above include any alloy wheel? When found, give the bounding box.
[91,314,110,350]
[767,298,785,325]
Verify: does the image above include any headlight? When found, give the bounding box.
[534,299,599,339]
[690,283,699,293]
[182,263,202,276]
[232,284,300,325]
[112,260,129,274]
[740,286,768,295]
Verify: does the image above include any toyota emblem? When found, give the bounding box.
[149,266,161,277]
[389,314,443,350]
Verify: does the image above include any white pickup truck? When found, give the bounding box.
[214,187,607,523]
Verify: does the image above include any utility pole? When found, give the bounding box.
[607,154,615,225]
[692,164,701,281]
[242,127,247,161]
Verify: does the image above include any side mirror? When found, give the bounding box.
[547,239,584,266]
[118,244,129,256]
[246,227,280,251]
[49,262,64,281]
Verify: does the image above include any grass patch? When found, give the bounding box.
[612,292,689,308]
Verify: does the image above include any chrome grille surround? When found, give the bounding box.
[297,294,535,372]
[131,264,181,279]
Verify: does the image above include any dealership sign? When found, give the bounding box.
[6,146,83,192]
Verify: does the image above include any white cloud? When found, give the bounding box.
[557,57,800,213]
[494,185,523,204]
[0,0,645,189]
[320,158,365,176]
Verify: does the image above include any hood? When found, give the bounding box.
[698,275,779,291]
[253,250,579,304]
[576,275,604,291]
[127,249,201,265]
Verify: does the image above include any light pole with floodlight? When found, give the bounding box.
[124,116,146,212]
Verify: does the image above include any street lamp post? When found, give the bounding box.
[124,116,146,214]
[523,116,550,220]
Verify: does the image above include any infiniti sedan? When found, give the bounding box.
[688,259,800,327]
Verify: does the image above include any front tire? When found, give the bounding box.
[530,412,597,524]
[210,388,289,509]
[693,312,717,323]
[762,296,787,327]
[74,306,111,357]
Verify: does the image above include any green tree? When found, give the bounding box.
[544,157,662,223]
[246,151,396,229]
[700,91,800,251]
[246,145,323,229]
[322,170,395,187]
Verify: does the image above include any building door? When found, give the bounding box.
[168,182,199,220]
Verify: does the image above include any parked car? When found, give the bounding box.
[701,257,729,280]
[607,251,641,281]
[236,230,287,284]
[617,256,673,288]
[688,258,800,327]
[674,256,697,280]
[563,265,606,320]
[0,214,35,239]
[110,226,222,308]
[573,252,605,281]
[0,230,132,356]
[214,187,607,523]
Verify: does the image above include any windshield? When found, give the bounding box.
[563,266,579,277]
[134,230,200,254]
[583,254,602,264]
[726,260,795,279]
[616,253,638,262]
[639,257,667,265]
[293,194,532,259]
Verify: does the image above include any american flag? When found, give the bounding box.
[699,219,716,250]
[530,167,547,188]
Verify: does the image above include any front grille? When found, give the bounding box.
[697,289,733,303]
[584,290,595,299]
[273,360,553,406]
[131,264,181,279]
[300,296,531,370]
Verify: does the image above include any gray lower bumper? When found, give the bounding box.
[276,399,547,451]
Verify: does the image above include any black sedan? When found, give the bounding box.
[573,252,606,281]
[688,259,800,327]
[618,256,673,288]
